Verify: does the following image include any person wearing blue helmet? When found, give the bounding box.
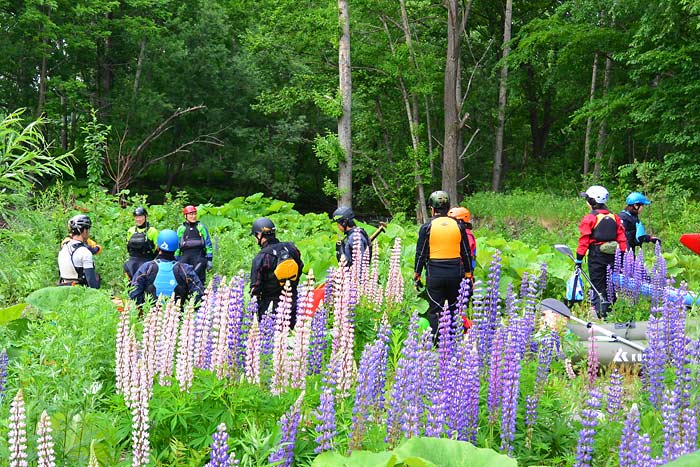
[130,229,204,308]
[618,192,660,255]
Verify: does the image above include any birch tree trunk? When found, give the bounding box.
[492,0,512,192]
[583,53,599,178]
[337,0,353,208]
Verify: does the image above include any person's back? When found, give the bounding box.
[331,207,370,267]
[618,192,659,254]
[58,214,100,289]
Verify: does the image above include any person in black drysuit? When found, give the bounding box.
[130,229,204,308]
[618,192,660,257]
[123,206,159,280]
[414,191,473,339]
[250,217,304,329]
[331,206,371,268]
[176,205,213,286]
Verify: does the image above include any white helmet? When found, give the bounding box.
[581,185,609,204]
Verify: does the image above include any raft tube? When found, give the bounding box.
[567,321,648,341]
[571,337,646,365]
[611,273,700,307]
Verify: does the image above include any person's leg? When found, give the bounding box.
[588,248,612,318]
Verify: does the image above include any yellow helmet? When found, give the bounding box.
[447,206,471,222]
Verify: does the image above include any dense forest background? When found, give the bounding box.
[2,0,700,218]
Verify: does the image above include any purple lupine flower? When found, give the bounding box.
[386,314,422,444]
[226,274,247,373]
[37,410,56,467]
[499,330,522,455]
[193,285,217,370]
[644,314,666,408]
[456,277,472,322]
[0,348,8,401]
[425,390,447,438]
[314,386,336,453]
[606,368,623,419]
[307,304,328,376]
[525,335,555,431]
[486,251,503,347]
[680,407,697,457]
[460,344,481,443]
[437,301,455,374]
[651,246,667,307]
[487,328,505,425]
[469,280,489,366]
[637,433,659,466]
[260,306,277,375]
[269,392,304,467]
[176,301,196,392]
[205,423,238,467]
[9,389,27,467]
[662,387,682,463]
[504,283,517,321]
[619,404,640,467]
[573,389,602,467]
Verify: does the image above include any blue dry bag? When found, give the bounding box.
[566,272,584,302]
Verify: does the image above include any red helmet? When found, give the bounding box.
[183,205,197,215]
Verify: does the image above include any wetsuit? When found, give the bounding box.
[176,221,213,285]
[337,227,371,267]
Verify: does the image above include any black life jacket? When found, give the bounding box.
[127,226,156,259]
[591,210,618,242]
[180,223,205,251]
[68,242,89,285]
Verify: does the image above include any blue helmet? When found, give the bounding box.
[626,192,651,206]
[156,229,179,252]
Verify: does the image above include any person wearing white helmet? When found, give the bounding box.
[575,186,627,319]
[618,192,660,255]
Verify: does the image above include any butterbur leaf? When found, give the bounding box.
[0,303,26,324]
[663,449,700,466]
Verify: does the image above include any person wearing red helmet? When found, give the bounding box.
[176,205,213,285]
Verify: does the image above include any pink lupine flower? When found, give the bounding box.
[9,389,28,467]
[587,327,598,388]
[271,284,293,394]
[157,299,180,385]
[244,314,261,385]
[176,301,196,392]
[115,306,131,396]
[36,410,56,467]
[211,286,232,379]
[130,360,151,467]
[385,237,404,304]
[194,284,217,369]
[142,303,161,383]
[330,267,356,396]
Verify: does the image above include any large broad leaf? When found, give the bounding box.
[311,437,516,467]
[662,450,700,466]
[0,302,26,324]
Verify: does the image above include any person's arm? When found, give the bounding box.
[342,231,354,266]
[201,224,214,260]
[291,244,304,273]
[458,223,473,275]
[576,214,594,261]
[148,227,159,247]
[414,223,430,276]
[250,253,266,297]
[182,264,205,303]
[615,215,628,252]
[77,249,100,288]
[129,263,151,304]
[174,225,184,259]
[84,268,100,289]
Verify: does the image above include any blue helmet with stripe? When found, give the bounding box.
[157,229,179,252]
[625,192,651,206]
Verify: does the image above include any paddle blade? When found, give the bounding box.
[680,234,700,255]
[541,298,572,319]
[554,244,575,260]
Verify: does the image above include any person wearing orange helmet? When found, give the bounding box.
[176,205,213,285]
[447,206,477,272]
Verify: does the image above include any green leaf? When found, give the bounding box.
[0,302,26,324]
[662,449,700,466]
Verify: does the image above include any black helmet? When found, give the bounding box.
[332,206,354,224]
[428,190,450,209]
[133,206,148,217]
[69,214,92,234]
[251,217,276,236]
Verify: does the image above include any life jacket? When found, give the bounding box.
[591,211,618,242]
[127,227,155,258]
[144,260,188,301]
[59,241,89,285]
[180,223,205,251]
[428,216,462,259]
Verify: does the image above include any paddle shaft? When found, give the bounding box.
[567,314,646,352]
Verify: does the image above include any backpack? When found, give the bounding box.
[591,211,618,242]
[273,245,300,286]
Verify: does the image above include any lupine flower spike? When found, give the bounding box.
[9,389,28,467]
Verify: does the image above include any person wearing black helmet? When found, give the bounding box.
[618,192,660,256]
[57,214,100,288]
[331,206,371,268]
[130,229,204,308]
[123,206,159,280]
[250,217,304,328]
[414,191,472,339]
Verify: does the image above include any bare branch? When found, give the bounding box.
[459,127,480,160]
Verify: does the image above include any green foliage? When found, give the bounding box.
[312,437,518,467]
[0,109,74,215]
[81,109,111,195]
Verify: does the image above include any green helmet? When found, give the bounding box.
[428,190,450,209]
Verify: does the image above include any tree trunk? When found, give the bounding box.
[69,111,78,150]
[60,95,68,151]
[98,13,114,118]
[492,0,512,192]
[133,39,147,97]
[36,51,48,117]
[583,53,599,178]
[594,55,612,179]
[442,0,462,204]
[337,0,353,208]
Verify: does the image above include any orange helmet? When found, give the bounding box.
[183,205,197,215]
[448,206,471,222]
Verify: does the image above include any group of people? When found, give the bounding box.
[57,186,657,331]
[56,203,372,325]
[576,185,659,319]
